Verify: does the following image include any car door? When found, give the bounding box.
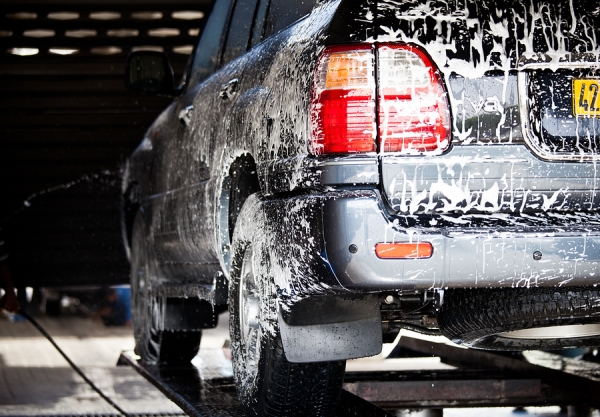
[151,0,263,283]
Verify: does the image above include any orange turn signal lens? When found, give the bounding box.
[375,242,433,259]
[324,51,372,89]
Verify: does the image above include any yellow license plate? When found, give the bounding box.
[573,79,600,117]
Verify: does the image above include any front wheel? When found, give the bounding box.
[229,244,346,417]
[130,212,201,364]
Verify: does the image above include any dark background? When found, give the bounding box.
[0,0,212,287]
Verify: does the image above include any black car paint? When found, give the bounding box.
[123,0,600,354]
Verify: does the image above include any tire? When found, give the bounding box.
[438,287,600,350]
[229,242,346,417]
[130,212,201,364]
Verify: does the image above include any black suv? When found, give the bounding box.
[123,0,600,415]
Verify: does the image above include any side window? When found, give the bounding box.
[250,0,269,48]
[189,0,235,86]
[263,0,316,39]
[221,0,260,67]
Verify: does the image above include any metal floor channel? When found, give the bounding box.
[118,351,392,417]
[119,332,600,417]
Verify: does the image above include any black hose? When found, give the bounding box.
[18,310,130,417]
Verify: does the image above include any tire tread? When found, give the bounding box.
[438,287,600,349]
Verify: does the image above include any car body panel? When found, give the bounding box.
[381,144,600,214]
[125,0,600,292]
[125,0,341,284]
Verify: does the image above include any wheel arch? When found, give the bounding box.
[216,152,261,277]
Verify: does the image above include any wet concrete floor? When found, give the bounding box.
[0,310,597,417]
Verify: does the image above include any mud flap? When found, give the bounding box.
[163,297,219,330]
[277,295,382,363]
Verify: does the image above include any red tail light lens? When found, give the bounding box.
[310,43,450,155]
[310,45,376,154]
[377,44,450,154]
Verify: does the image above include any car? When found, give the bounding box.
[122,0,600,415]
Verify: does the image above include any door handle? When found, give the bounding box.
[219,78,239,100]
[178,105,194,125]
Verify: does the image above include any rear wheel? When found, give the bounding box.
[130,213,201,364]
[438,287,600,350]
[229,243,346,417]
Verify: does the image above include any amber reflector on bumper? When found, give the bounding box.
[375,242,433,259]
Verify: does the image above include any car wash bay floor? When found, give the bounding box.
[0,311,597,417]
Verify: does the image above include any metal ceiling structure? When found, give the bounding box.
[0,0,212,287]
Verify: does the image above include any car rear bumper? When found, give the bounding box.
[261,190,600,362]
[319,190,600,291]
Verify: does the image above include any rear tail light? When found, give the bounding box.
[310,43,450,155]
[310,45,376,154]
[378,44,450,153]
